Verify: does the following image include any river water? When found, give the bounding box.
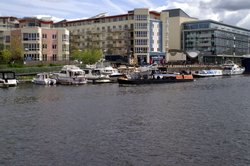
[1,75,250,166]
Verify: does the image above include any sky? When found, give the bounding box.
[1,0,250,29]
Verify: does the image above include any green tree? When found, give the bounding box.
[0,49,11,63]
[72,48,103,64]
[10,33,23,63]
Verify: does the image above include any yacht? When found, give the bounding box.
[102,66,124,82]
[0,71,18,88]
[32,73,56,85]
[85,59,123,82]
[83,68,111,83]
[222,60,245,75]
[53,65,87,85]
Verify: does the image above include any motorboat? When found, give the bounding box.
[103,66,124,82]
[32,73,56,85]
[0,71,18,88]
[193,69,223,77]
[85,59,123,83]
[83,68,111,83]
[222,60,245,75]
[53,65,87,85]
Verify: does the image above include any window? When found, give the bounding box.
[42,44,47,49]
[5,36,10,43]
[52,34,57,39]
[42,34,47,38]
[62,44,68,51]
[23,33,39,40]
[42,54,47,61]
[62,34,69,41]
[23,43,40,51]
[52,54,57,61]
[52,44,57,49]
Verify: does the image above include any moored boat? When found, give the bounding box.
[83,68,111,83]
[85,59,123,83]
[222,60,245,75]
[193,69,223,78]
[0,71,18,88]
[32,73,56,85]
[118,71,194,85]
[53,65,87,85]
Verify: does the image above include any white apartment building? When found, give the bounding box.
[55,8,196,64]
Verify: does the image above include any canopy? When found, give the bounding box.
[186,51,200,58]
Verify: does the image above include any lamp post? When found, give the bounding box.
[103,49,107,60]
[128,50,133,65]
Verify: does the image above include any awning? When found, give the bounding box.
[186,51,200,58]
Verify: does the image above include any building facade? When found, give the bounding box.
[0,17,19,49]
[2,17,70,61]
[182,20,250,64]
[54,8,197,65]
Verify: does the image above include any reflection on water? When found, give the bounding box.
[1,75,250,165]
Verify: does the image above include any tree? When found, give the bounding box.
[10,31,23,63]
[0,49,11,63]
[72,48,103,64]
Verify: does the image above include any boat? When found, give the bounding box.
[222,60,245,75]
[32,73,56,85]
[85,59,123,83]
[193,69,223,77]
[0,71,18,88]
[53,65,87,85]
[83,68,111,83]
[118,69,194,85]
[103,66,124,82]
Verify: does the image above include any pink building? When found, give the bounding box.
[3,17,69,61]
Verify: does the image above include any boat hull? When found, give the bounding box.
[118,77,194,85]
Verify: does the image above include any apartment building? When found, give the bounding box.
[55,8,196,64]
[182,20,250,64]
[0,16,19,49]
[2,17,70,61]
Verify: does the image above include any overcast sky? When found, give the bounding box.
[1,0,250,29]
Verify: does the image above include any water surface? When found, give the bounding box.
[1,76,250,166]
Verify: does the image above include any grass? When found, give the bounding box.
[0,65,63,75]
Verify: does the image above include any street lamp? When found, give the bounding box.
[103,49,107,60]
[128,50,133,65]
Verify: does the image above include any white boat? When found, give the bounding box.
[222,60,245,75]
[193,69,223,77]
[0,71,18,88]
[85,59,123,83]
[83,68,111,83]
[32,73,56,85]
[102,66,124,82]
[53,65,87,85]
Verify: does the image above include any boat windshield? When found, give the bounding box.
[74,71,83,76]
[3,72,15,79]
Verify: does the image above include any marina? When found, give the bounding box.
[1,75,250,165]
[1,1,250,165]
